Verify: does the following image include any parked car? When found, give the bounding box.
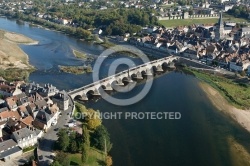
[39,155,43,160]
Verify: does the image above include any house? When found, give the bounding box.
[0,139,22,161]
[20,116,34,127]
[93,29,103,35]
[240,28,250,37]
[5,96,18,110]
[0,107,11,122]
[17,105,29,118]
[5,118,27,132]
[0,81,23,97]
[58,18,70,25]
[34,99,47,110]
[33,110,52,131]
[26,103,36,117]
[17,95,29,107]
[11,127,38,149]
[37,84,59,97]
[52,91,69,111]
[182,47,199,59]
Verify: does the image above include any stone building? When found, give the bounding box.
[52,91,69,111]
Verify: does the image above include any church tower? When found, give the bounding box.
[215,12,224,41]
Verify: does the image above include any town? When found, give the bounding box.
[0,0,250,166]
[0,78,73,165]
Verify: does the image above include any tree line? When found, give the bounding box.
[227,5,250,19]
[24,3,158,36]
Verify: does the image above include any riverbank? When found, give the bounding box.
[200,82,250,133]
[184,67,250,109]
[0,29,38,81]
[0,29,38,70]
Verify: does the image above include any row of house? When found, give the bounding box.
[0,81,70,162]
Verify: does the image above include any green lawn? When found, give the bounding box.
[68,148,106,166]
[159,18,219,27]
[223,13,249,23]
[158,15,249,27]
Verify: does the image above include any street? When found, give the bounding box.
[38,95,74,166]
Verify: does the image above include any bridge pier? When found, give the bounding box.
[156,65,163,72]
[123,77,133,83]
[80,94,88,101]
[144,69,153,76]
[134,72,143,79]
[115,79,124,86]
[92,89,101,96]
[104,84,113,91]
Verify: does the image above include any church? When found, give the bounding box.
[214,12,232,41]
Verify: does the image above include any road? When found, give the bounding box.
[38,94,74,166]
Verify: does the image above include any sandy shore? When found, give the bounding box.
[0,29,38,69]
[199,82,250,132]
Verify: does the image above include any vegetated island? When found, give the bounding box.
[52,102,112,166]
[59,65,92,75]
[58,49,93,75]
[0,29,38,81]
[72,49,95,62]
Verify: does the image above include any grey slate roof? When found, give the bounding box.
[0,139,17,152]
[0,146,22,159]
[12,127,37,141]
[53,91,69,101]
[0,139,22,159]
[35,109,51,123]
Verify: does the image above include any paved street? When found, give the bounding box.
[38,95,74,166]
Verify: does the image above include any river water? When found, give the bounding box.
[1,17,250,166]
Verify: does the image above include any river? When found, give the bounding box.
[1,17,250,166]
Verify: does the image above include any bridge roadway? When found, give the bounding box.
[68,56,179,100]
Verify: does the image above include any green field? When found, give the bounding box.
[158,15,249,27]
[68,148,106,166]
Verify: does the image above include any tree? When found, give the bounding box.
[85,109,102,130]
[90,125,112,153]
[105,156,113,166]
[81,125,90,163]
[240,70,246,77]
[57,129,70,151]
[76,28,91,39]
[54,152,69,166]
[50,161,61,166]
[69,132,78,153]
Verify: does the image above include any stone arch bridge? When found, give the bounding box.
[68,56,179,100]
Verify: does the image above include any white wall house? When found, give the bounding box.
[11,127,38,149]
